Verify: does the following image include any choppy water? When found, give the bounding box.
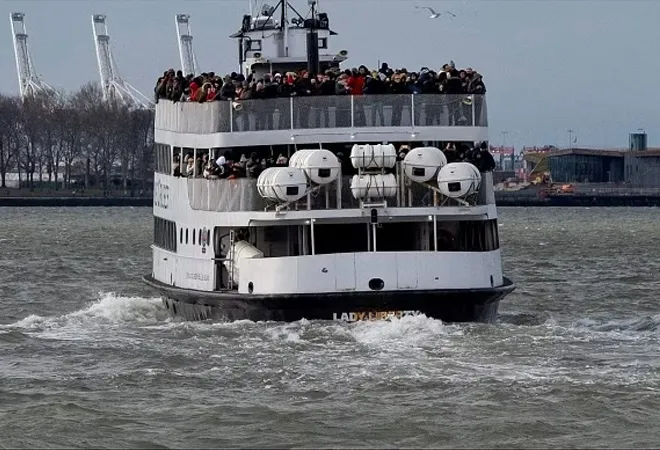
[1,207,659,448]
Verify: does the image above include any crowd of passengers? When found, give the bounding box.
[172,142,496,181]
[154,61,485,104]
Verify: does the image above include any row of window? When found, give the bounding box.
[154,217,177,252]
[180,227,211,247]
[309,219,500,255]
[154,143,225,176]
[154,218,212,252]
[245,37,327,52]
[155,219,499,255]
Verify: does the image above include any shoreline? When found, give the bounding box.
[1,194,659,207]
[0,197,153,207]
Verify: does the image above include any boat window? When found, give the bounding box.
[153,217,177,252]
[193,149,210,179]
[173,146,183,176]
[199,229,203,246]
[313,223,369,254]
[186,228,189,245]
[193,229,196,246]
[154,143,171,174]
[179,227,183,244]
[433,219,499,252]
[373,222,427,252]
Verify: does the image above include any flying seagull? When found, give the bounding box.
[415,6,457,19]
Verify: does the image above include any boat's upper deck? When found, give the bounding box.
[155,94,488,148]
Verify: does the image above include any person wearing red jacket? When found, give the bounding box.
[347,65,368,126]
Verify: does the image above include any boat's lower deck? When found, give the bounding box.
[142,275,515,323]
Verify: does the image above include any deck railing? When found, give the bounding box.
[156,94,488,135]
[186,172,495,213]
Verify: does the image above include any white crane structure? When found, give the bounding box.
[9,12,56,99]
[175,14,199,76]
[91,14,153,109]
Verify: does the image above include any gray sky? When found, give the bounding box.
[2,0,659,149]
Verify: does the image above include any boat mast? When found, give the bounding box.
[306,0,320,75]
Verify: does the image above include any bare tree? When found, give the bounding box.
[60,103,82,188]
[0,95,22,188]
[1,81,155,195]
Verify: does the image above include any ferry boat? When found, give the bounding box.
[142,0,515,323]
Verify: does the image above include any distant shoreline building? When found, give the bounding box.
[515,132,660,187]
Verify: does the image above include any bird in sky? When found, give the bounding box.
[415,6,457,19]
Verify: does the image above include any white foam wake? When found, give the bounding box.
[349,314,461,347]
[3,292,168,334]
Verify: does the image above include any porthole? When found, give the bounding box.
[248,282,254,294]
[368,278,384,291]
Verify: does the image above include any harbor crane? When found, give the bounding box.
[91,14,153,109]
[9,12,57,99]
[175,14,199,76]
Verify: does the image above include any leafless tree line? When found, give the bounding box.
[0,82,154,192]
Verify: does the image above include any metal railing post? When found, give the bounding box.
[411,94,416,128]
[228,230,234,290]
[472,95,476,126]
[229,101,233,132]
[290,97,294,130]
[350,95,355,128]
[336,171,342,209]
[310,219,316,255]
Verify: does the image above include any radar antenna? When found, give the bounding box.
[175,14,199,76]
[91,14,153,109]
[9,12,56,98]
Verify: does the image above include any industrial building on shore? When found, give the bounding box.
[519,132,660,187]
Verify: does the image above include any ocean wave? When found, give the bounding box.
[572,314,660,333]
[0,329,32,344]
[497,312,553,326]
[0,292,168,338]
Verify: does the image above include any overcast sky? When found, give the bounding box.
[1,0,659,149]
